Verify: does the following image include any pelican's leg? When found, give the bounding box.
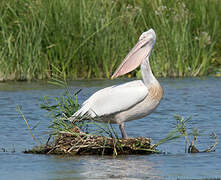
[119,122,128,139]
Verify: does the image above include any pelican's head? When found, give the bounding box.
[139,29,156,45]
[111,29,156,79]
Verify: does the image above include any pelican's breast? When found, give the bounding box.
[148,82,163,102]
[114,81,163,124]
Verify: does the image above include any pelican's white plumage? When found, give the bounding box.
[70,29,163,138]
[74,80,148,118]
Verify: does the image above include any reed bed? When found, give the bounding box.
[24,128,153,155]
[0,0,220,81]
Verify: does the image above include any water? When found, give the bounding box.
[0,78,221,179]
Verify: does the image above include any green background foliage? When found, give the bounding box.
[0,0,220,80]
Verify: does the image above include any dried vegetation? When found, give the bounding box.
[24,128,154,156]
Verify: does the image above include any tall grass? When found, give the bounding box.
[142,0,221,77]
[0,0,220,80]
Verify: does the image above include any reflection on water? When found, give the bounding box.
[49,155,161,180]
[0,77,221,179]
[81,156,161,179]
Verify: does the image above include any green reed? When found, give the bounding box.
[143,0,221,77]
[0,0,220,81]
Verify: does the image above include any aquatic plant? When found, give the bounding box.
[0,0,220,80]
[16,105,40,145]
[153,114,218,153]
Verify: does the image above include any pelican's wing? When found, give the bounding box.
[73,80,148,118]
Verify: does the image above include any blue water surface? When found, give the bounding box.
[0,77,221,179]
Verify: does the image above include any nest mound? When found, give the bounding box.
[25,128,155,155]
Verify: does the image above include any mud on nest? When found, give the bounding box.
[24,127,156,156]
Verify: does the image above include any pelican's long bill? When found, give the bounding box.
[111,31,154,79]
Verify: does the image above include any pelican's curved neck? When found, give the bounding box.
[141,56,157,86]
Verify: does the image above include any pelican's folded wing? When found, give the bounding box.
[73,80,148,118]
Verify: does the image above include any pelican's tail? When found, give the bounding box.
[68,101,95,122]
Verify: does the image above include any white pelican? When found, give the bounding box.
[70,29,163,138]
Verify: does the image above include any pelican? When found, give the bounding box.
[70,29,163,138]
